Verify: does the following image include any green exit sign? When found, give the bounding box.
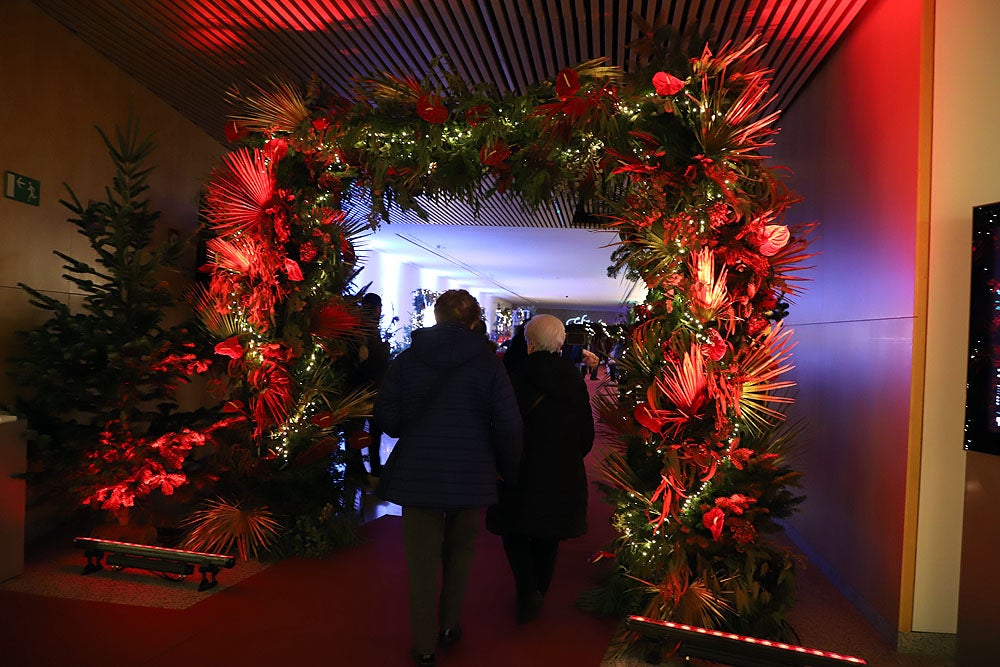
[4,171,41,206]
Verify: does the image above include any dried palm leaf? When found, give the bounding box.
[228,79,312,134]
[734,322,796,433]
[573,57,624,82]
[767,222,819,299]
[185,283,243,339]
[182,498,282,561]
[598,449,648,500]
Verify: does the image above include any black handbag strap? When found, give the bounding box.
[525,393,545,415]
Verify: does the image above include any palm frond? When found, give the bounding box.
[311,299,365,342]
[768,222,818,298]
[591,385,640,440]
[656,347,708,416]
[229,80,312,134]
[204,147,276,236]
[574,57,624,81]
[205,236,256,275]
[352,73,424,103]
[316,385,378,425]
[182,498,282,561]
[689,247,731,323]
[733,322,797,433]
[598,449,648,499]
[185,283,243,339]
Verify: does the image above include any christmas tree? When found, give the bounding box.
[8,116,218,527]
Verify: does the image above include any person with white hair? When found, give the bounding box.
[486,313,595,623]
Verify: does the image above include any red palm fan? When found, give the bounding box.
[205,236,255,275]
[250,366,295,436]
[311,300,364,341]
[205,147,276,237]
[689,248,733,328]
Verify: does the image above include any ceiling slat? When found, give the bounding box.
[33,0,871,227]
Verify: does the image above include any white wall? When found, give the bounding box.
[931,0,1000,657]
[0,0,223,405]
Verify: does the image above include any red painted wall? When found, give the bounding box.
[770,0,923,637]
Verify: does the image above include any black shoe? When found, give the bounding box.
[438,627,462,647]
[411,649,435,666]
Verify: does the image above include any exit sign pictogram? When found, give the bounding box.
[4,171,41,206]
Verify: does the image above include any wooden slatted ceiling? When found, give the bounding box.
[32,0,869,229]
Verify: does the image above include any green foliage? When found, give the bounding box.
[7,115,213,518]
[267,503,362,559]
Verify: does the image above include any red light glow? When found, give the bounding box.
[177,0,376,33]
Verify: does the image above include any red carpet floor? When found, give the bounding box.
[0,497,619,667]
[0,386,621,667]
[0,372,955,667]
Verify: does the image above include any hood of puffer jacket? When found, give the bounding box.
[408,322,488,369]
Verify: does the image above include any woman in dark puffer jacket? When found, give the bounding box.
[375,289,522,666]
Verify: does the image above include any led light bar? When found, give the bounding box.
[75,537,236,591]
[625,615,868,667]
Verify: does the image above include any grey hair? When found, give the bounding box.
[525,314,566,353]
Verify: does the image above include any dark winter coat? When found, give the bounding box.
[488,351,595,539]
[374,322,523,508]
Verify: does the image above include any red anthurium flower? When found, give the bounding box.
[263,137,289,164]
[284,257,304,281]
[704,328,728,361]
[652,71,685,96]
[346,429,373,450]
[309,411,338,428]
[311,116,330,132]
[634,402,667,433]
[479,139,511,167]
[758,224,791,256]
[555,68,581,100]
[416,93,449,124]
[465,104,490,127]
[214,336,244,359]
[223,119,249,143]
[222,400,245,413]
[703,507,725,540]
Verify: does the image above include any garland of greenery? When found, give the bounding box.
[200,28,813,653]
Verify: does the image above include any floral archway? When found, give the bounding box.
[195,31,813,650]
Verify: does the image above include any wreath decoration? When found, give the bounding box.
[196,30,814,650]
